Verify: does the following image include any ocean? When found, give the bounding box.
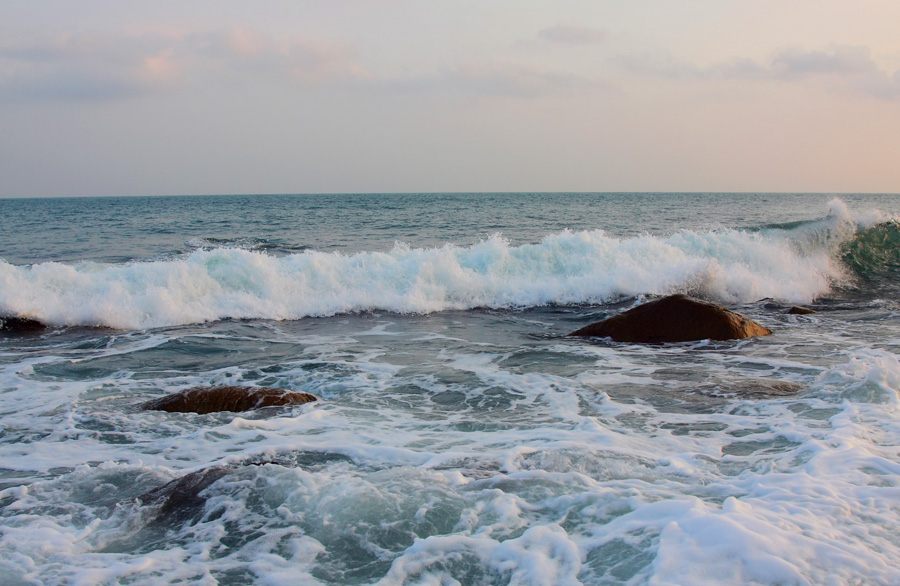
[1,192,899,585]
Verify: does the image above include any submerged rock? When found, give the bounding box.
[139,465,231,519]
[142,385,317,414]
[787,306,817,315]
[0,316,47,334]
[705,379,804,397]
[138,454,346,524]
[742,380,803,396]
[569,294,772,343]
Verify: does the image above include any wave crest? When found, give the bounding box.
[841,220,900,281]
[3,200,891,329]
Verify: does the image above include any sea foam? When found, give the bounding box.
[0,201,879,329]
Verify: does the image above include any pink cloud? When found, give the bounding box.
[0,28,366,103]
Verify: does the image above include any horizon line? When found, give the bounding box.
[2,190,898,201]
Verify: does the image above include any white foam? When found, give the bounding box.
[0,207,861,329]
[3,343,900,584]
[2,200,900,585]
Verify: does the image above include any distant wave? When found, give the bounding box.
[183,236,311,255]
[0,199,891,330]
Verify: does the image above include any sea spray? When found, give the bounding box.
[0,221,859,329]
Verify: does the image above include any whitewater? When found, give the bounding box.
[0,199,869,329]
[1,192,899,585]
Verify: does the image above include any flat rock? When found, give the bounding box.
[787,306,816,315]
[142,385,317,414]
[569,294,772,343]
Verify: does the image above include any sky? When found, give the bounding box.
[1,0,899,197]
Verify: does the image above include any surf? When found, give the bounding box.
[0,199,893,330]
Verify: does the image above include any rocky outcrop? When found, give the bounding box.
[569,294,772,343]
[0,316,47,334]
[142,385,317,414]
[787,306,816,315]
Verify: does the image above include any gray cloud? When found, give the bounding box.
[771,45,879,78]
[0,28,606,105]
[448,60,603,97]
[0,71,144,103]
[618,45,900,101]
[185,28,362,84]
[0,29,364,104]
[538,24,606,45]
[380,59,611,99]
[0,33,170,103]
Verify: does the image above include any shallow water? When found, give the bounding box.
[2,193,900,585]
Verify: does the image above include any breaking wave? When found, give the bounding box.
[840,220,900,281]
[0,199,892,329]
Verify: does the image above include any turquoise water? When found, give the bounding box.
[1,193,900,585]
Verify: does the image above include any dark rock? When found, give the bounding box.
[0,316,47,334]
[569,294,772,343]
[787,306,816,315]
[139,465,231,519]
[142,385,317,414]
[136,453,354,526]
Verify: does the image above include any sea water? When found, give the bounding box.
[1,193,899,585]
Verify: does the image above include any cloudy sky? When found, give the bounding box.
[2,0,899,197]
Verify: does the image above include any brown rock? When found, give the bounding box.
[569,294,772,343]
[142,385,317,414]
[787,306,816,315]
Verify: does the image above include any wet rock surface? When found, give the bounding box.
[141,385,317,414]
[138,465,231,520]
[569,294,772,343]
[705,379,804,397]
[136,452,354,525]
[0,316,47,335]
